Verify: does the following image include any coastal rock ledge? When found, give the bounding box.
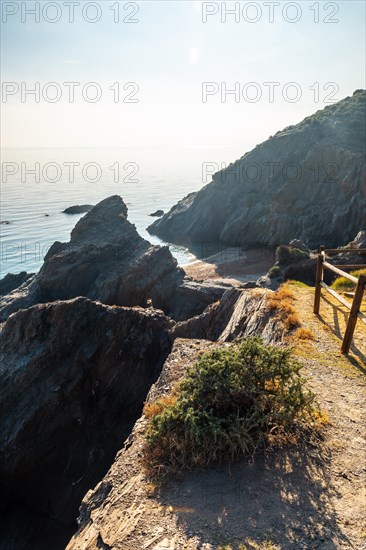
[0,196,230,322]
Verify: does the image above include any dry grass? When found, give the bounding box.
[311,408,330,425]
[331,268,366,293]
[267,285,301,330]
[144,394,177,419]
[294,327,316,340]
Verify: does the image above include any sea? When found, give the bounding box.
[0,146,244,278]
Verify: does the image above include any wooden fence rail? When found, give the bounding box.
[313,246,366,354]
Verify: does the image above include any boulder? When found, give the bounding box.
[276,245,310,266]
[0,298,172,548]
[345,230,366,249]
[331,230,366,266]
[149,90,366,250]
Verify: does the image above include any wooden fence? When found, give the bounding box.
[313,246,366,354]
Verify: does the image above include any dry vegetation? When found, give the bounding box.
[331,268,366,293]
[266,285,301,330]
[66,283,366,549]
[293,327,316,341]
[143,338,321,476]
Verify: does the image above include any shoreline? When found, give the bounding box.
[182,246,276,285]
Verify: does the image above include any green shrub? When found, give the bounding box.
[268,265,281,279]
[144,338,317,473]
[331,269,366,292]
[276,245,309,266]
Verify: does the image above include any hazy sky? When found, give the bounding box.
[1,1,365,151]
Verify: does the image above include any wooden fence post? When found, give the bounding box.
[314,246,325,314]
[341,275,366,354]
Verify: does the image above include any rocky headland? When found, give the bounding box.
[1,92,365,550]
[148,90,366,249]
[0,196,229,323]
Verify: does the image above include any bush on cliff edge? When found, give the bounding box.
[276,245,310,266]
[143,338,318,473]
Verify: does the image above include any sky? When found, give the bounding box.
[1,0,365,151]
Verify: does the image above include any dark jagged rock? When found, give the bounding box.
[62,204,94,214]
[0,196,185,321]
[0,297,172,548]
[149,91,366,249]
[173,287,283,343]
[0,196,233,323]
[171,279,232,321]
[0,272,34,297]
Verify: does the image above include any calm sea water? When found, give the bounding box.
[0,147,243,277]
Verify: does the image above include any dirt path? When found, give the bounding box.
[288,284,366,548]
[68,286,366,550]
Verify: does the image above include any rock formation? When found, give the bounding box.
[4,90,365,547]
[66,339,222,550]
[67,316,285,550]
[148,90,366,249]
[0,297,172,548]
[0,271,34,297]
[0,196,229,322]
[63,204,94,214]
[173,287,284,343]
[149,209,164,217]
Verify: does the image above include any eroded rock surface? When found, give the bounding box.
[0,298,172,549]
[0,196,184,321]
[0,271,34,297]
[173,288,284,343]
[0,196,230,323]
[149,90,366,249]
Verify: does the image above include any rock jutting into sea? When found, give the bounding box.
[148,90,366,249]
[0,195,230,322]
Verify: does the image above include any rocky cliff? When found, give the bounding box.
[148,90,366,249]
[173,287,284,343]
[67,327,286,550]
[0,298,172,548]
[0,196,183,321]
[0,196,230,322]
